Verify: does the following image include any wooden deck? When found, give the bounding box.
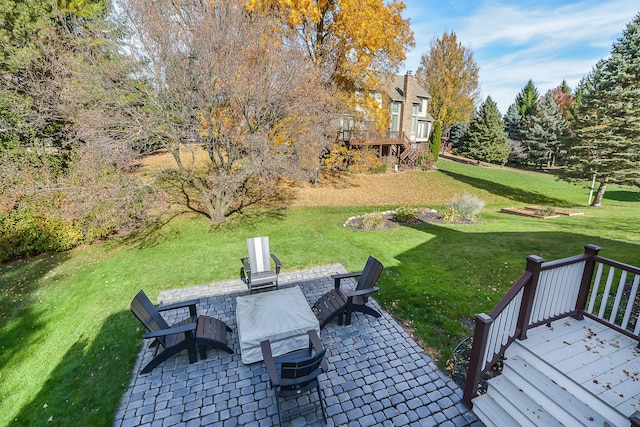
[513,316,640,418]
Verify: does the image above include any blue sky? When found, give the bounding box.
[400,0,638,114]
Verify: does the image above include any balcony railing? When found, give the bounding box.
[340,130,404,144]
[463,244,640,414]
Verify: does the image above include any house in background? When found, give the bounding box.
[339,71,435,167]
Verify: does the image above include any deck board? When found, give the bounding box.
[519,317,640,417]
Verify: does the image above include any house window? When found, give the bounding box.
[390,102,400,131]
[411,104,418,134]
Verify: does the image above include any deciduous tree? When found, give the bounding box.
[563,13,640,206]
[246,0,414,130]
[0,0,151,261]
[457,96,509,164]
[550,80,575,121]
[118,0,336,223]
[416,31,480,131]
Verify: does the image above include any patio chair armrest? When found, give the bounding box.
[158,300,199,317]
[260,339,279,386]
[241,257,251,273]
[270,253,282,273]
[142,322,197,339]
[307,330,328,371]
[343,287,379,298]
[331,271,362,289]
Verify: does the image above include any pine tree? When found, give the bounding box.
[449,122,468,149]
[521,93,568,168]
[515,79,540,118]
[503,103,522,141]
[457,96,509,164]
[503,103,526,164]
[563,13,640,206]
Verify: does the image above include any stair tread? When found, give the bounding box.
[486,375,565,426]
[503,355,613,426]
[472,394,519,427]
[506,340,629,426]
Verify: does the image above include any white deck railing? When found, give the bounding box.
[464,244,640,407]
[531,260,585,324]
[586,258,640,337]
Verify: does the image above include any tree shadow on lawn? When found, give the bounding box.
[0,253,71,373]
[439,169,573,207]
[603,189,640,202]
[11,311,140,426]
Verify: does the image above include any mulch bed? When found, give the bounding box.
[344,208,474,230]
[445,336,504,396]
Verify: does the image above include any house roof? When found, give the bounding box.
[388,73,431,103]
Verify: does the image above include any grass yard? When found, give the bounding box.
[1,158,639,426]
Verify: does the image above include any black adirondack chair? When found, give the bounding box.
[260,330,328,427]
[241,236,282,293]
[130,290,233,374]
[311,255,384,328]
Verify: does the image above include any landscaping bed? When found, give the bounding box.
[501,206,583,219]
[343,207,475,230]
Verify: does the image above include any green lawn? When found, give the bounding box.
[1,159,639,426]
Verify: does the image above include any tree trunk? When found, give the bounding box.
[591,180,608,207]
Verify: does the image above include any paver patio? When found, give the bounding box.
[115,264,482,427]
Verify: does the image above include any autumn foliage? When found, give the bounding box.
[246,0,415,130]
[416,31,480,131]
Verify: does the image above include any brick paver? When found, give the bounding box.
[115,265,482,427]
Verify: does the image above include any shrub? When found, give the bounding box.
[0,208,82,263]
[395,206,418,221]
[323,145,384,173]
[535,207,556,217]
[447,192,485,222]
[416,152,434,171]
[349,148,384,173]
[442,207,461,222]
[361,212,387,230]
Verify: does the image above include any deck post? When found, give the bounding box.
[516,255,544,340]
[462,313,492,408]
[573,244,601,319]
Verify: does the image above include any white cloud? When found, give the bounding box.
[402,0,639,114]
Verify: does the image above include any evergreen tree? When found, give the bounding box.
[448,122,468,149]
[563,13,640,206]
[521,93,568,168]
[515,79,540,118]
[503,103,526,164]
[457,96,509,164]
[503,103,523,141]
[570,62,604,119]
[429,122,442,161]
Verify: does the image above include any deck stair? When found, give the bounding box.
[399,134,429,166]
[472,326,634,427]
